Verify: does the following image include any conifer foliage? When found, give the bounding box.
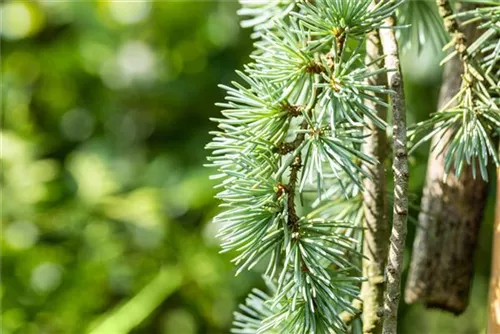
[206,0,500,332]
[410,3,500,180]
[206,1,402,333]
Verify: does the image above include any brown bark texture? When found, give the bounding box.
[488,165,500,334]
[404,3,488,315]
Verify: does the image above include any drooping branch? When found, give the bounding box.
[404,1,488,315]
[404,48,487,314]
[407,1,499,181]
[360,29,389,334]
[378,15,409,334]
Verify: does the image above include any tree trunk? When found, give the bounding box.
[488,162,500,333]
[404,2,488,314]
[361,29,389,334]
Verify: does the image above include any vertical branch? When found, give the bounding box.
[404,1,487,314]
[488,159,500,333]
[404,53,487,314]
[379,16,409,334]
[361,30,389,334]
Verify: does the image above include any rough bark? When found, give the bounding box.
[361,30,389,334]
[379,17,409,334]
[404,1,488,315]
[488,158,500,334]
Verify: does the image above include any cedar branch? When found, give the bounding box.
[360,29,389,334]
[379,16,409,334]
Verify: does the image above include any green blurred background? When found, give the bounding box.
[0,1,496,333]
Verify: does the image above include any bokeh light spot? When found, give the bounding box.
[205,8,239,48]
[107,1,151,25]
[100,58,129,90]
[79,38,113,74]
[100,41,156,89]
[30,263,63,293]
[0,131,32,164]
[117,41,156,80]
[5,221,39,250]
[67,151,119,203]
[163,309,197,334]
[60,108,95,141]
[1,2,39,40]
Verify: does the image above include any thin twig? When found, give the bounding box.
[275,119,309,155]
[378,16,409,334]
[284,155,302,232]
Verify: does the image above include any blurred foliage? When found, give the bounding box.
[0,1,495,334]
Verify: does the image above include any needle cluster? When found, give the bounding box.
[206,1,402,333]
